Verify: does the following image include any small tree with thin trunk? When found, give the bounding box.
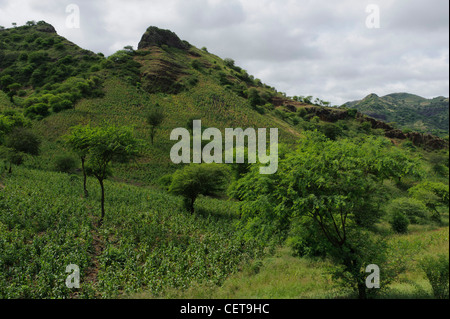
[65,125,93,198]
[146,105,164,145]
[65,124,140,225]
[169,164,230,214]
[2,127,40,173]
[85,125,141,224]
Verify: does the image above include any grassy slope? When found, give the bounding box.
[133,221,449,299]
[31,68,300,184]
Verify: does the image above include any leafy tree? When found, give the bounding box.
[146,105,165,145]
[0,111,29,141]
[230,132,420,298]
[319,123,343,140]
[389,211,409,233]
[408,181,449,223]
[303,96,313,104]
[224,58,235,68]
[0,75,13,91]
[247,88,261,108]
[169,164,230,214]
[2,127,40,172]
[85,125,141,224]
[54,154,78,173]
[65,125,94,197]
[7,83,21,103]
[5,127,40,156]
[123,45,134,52]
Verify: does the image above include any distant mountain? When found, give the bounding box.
[342,93,449,137]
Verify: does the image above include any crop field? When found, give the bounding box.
[0,165,263,298]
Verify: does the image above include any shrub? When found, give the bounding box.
[319,123,343,140]
[54,154,78,173]
[360,121,372,133]
[346,108,358,118]
[386,197,430,224]
[224,58,235,68]
[420,254,449,299]
[169,164,230,214]
[5,127,40,156]
[25,103,49,118]
[52,99,73,113]
[191,60,202,70]
[389,211,409,234]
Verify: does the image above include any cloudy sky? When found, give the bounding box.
[0,0,448,105]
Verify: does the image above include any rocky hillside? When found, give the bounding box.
[0,22,447,187]
[342,93,449,137]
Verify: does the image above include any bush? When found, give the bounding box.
[386,197,430,224]
[346,108,358,118]
[52,99,73,113]
[5,127,40,156]
[360,121,372,133]
[319,123,343,140]
[191,60,202,70]
[420,254,449,299]
[169,164,230,214]
[54,154,78,173]
[25,103,49,118]
[389,211,409,234]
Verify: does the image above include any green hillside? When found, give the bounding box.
[0,22,449,300]
[343,93,449,137]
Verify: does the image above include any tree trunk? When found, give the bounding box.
[99,178,105,225]
[81,157,88,198]
[190,197,195,214]
[357,281,367,299]
[150,127,155,145]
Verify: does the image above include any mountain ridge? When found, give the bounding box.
[342,92,449,137]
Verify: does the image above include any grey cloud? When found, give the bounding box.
[177,0,245,29]
[385,0,449,31]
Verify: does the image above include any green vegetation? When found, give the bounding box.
[65,124,141,223]
[0,22,448,300]
[420,254,449,299]
[145,105,165,145]
[168,164,230,214]
[343,93,449,138]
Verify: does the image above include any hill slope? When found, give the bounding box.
[0,22,449,300]
[342,93,449,137]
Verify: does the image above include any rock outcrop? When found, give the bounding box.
[138,26,188,50]
[272,96,448,150]
[362,115,448,150]
[35,21,56,33]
